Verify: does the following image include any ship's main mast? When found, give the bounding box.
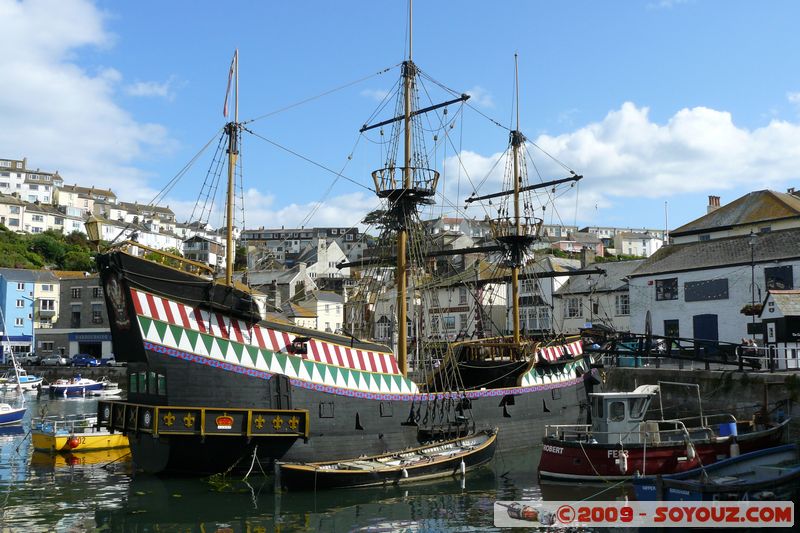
[363,2,468,376]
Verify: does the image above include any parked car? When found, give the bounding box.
[39,354,69,366]
[71,354,102,367]
[102,356,126,367]
[16,352,39,365]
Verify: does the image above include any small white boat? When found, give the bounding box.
[0,403,26,426]
[0,367,43,392]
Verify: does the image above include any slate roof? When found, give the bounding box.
[0,267,59,282]
[556,259,645,295]
[630,227,800,277]
[766,290,800,317]
[672,190,800,236]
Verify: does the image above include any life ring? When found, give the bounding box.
[67,436,80,449]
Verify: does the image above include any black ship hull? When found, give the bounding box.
[96,249,594,474]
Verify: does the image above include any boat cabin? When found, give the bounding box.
[589,385,658,444]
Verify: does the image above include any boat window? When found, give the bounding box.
[629,397,648,420]
[148,372,157,395]
[157,374,166,396]
[137,372,147,393]
[129,373,137,393]
[608,401,625,422]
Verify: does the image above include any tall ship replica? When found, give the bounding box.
[94,8,596,474]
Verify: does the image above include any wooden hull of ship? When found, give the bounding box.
[96,251,592,474]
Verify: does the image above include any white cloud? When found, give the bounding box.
[465,86,494,108]
[166,188,381,230]
[0,0,173,201]
[445,102,800,224]
[125,76,180,101]
[361,88,391,102]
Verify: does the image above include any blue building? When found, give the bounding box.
[0,268,57,363]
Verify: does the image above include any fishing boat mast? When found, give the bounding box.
[225,50,240,286]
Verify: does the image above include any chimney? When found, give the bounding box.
[580,247,596,268]
[788,187,800,198]
[707,195,721,213]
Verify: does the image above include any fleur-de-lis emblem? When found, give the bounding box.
[272,415,284,430]
[288,416,300,431]
[183,413,196,428]
[254,414,266,430]
[162,411,176,427]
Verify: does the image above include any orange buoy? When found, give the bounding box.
[67,436,80,449]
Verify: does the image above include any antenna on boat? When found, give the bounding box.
[224,49,240,286]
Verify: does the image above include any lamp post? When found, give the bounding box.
[748,230,758,341]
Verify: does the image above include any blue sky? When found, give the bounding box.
[2,0,800,233]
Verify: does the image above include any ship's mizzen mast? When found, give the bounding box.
[224,50,240,286]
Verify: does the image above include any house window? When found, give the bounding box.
[16,299,24,308]
[71,288,81,298]
[9,218,19,226]
[376,316,391,340]
[92,287,103,298]
[443,316,456,330]
[459,287,468,305]
[655,278,678,301]
[14,318,24,327]
[41,341,54,352]
[92,304,103,324]
[664,319,680,338]
[431,316,439,331]
[40,299,55,311]
[615,294,630,316]
[16,282,24,291]
[41,284,53,291]
[684,279,728,302]
[698,234,710,241]
[765,266,793,290]
[564,297,581,318]
[9,206,20,214]
[459,313,468,330]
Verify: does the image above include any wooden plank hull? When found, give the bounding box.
[278,431,497,490]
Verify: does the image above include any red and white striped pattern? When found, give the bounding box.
[538,340,583,362]
[130,288,400,375]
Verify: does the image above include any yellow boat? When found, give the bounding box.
[32,414,129,453]
[30,447,131,469]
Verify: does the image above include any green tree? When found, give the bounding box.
[63,250,95,271]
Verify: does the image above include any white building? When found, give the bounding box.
[0,194,25,232]
[554,259,644,335]
[299,291,345,333]
[510,256,581,334]
[759,290,800,369]
[420,260,507,342]
[612,232,664,257]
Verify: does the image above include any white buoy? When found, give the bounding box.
[401,468,408,478]
[730,440,740,457]
[686,442,696,461]
[460,460,466,476]
[617,450,629,474]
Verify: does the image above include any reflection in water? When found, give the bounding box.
[1,393,637,532]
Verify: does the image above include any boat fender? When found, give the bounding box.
[617,450,628,474]
[67,436,80,449]
[460,460,466,476]
[729,439,740,458]
[401,468,408,478]
[686,442,696,461]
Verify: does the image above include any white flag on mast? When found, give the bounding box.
[223,50,237,118]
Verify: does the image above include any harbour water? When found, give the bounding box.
[0,392,631,532]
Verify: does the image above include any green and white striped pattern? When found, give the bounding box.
[137,315,419,395]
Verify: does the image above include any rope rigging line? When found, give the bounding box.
[240,125,374,193]
[243,65,398,125]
